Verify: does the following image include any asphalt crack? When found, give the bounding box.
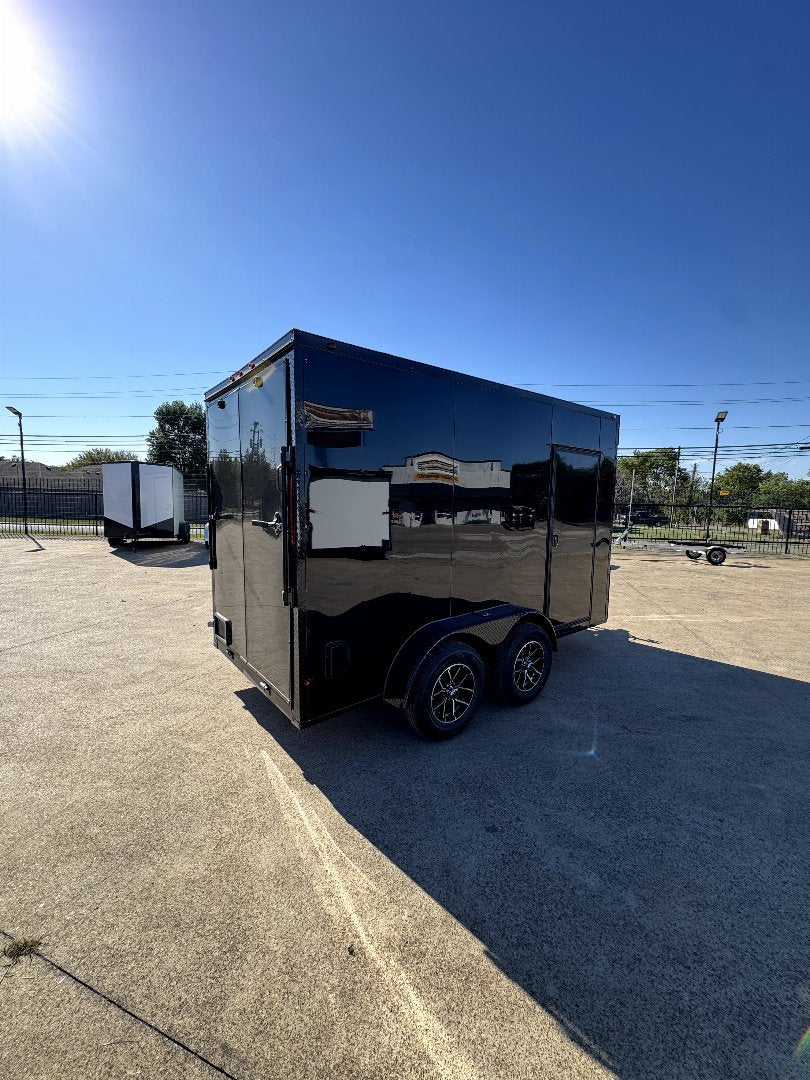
[0,929,240,1079]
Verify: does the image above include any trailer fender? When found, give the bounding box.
[383,605,557,709]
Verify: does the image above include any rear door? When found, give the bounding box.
[546,447,600,629]
[207,388,247,657]
[138,464,175,534]
[239,361,291,701]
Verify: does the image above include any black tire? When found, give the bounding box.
[107,537,124,547]
[177,522,190,544]
[493,622,553,705]
[706,546,726,566]
[405,641,485,739]
[686,550,701,560]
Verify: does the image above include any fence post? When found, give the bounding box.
[95,491,100,535]
[784,508,793,555]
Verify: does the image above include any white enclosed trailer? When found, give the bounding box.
[102,463,188,546]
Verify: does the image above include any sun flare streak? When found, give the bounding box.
[0,0,59,142]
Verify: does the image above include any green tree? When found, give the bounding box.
[755,471,810,509]
[616,448,691,505]
[63,448,139,468]
[146,400,206,477]
[714,463,769,504]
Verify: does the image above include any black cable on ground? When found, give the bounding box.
[0,930,241,1080]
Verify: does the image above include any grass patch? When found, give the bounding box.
[2,936,43,978]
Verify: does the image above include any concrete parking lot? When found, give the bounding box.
[1,538,808,1080]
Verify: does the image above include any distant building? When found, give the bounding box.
[384,451,512,527]
[747,509,810,538]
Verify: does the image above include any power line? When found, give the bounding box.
[5,392,810,407]
[518,379,810,388]
[5,390,209,399]
[3,371,222,381]
[623,423,810,431]
[0,434,151,440]
[5,372,809,388]
[18,415,157,419]
[589,397,810,406]
[5,432,808,449]
[12,417,810,434]
[622,441,804,449]
[6,439,808,464]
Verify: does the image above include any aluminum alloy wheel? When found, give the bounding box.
[430,663,476,725]
[513,640,545,692]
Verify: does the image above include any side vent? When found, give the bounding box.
[325,641,350,680]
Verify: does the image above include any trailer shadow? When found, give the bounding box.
[109,541,209,569]
[239,631,810,1080]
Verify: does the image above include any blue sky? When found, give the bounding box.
[1,0,809,477]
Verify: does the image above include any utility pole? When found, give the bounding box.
[627,467,636,528]
[5,406,27,535]
[705,410,728,542]
[687,463,698,525]
[669,446,681,528]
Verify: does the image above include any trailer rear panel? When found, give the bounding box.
[102,462,186,542]
[207,350,293,707]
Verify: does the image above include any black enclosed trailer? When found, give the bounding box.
[205,330,619,738]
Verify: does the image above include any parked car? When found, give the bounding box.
[630,509,668,527]
[503,504,535,530]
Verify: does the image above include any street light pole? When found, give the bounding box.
[705,410,727,542]
[5,406,27,535]
[669,445,681,528]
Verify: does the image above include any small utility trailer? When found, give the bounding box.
[102,462,189,546]
[615,530,744,565]
[205,330,620,738]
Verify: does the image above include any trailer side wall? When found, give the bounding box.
[298,345,617,724]
[299,348,454,721]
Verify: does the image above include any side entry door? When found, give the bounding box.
[546,447,600,630]
[239,361,291,702]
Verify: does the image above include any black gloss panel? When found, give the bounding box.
[591,417,620,625]
[548,448,600,627]
[301,349,454,719]
[453,386,552,614]
[207,389,247,658]
[551,406,601,452]
[240,362,290,700]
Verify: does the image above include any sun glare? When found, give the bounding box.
[0,1,57,138]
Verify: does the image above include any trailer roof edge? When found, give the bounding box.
[204,329,619,422]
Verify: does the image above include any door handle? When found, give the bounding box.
[208,516,217,569]
[252,513,282,538]
[552,533,560,548]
